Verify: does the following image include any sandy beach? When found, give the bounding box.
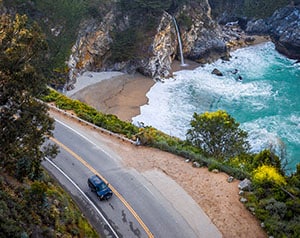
[69,72,155,122]
[68,59,201,122]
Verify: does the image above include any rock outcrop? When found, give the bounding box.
[211,68,223,76]
[135,12,177,80]
[68,1,228,83]
[68,10,116,84]
[246,5,300,60]
[68,11,177,82]
[178,2,228,64]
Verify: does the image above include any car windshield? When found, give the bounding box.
[97,183,107,191]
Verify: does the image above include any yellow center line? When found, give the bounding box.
[50,137,154,238]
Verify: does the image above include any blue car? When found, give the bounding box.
[88,174,113,200]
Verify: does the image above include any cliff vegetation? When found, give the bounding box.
[209,0,291,19]
[3,0,299,82]
[0,10,97,237]
[0,172,99,238]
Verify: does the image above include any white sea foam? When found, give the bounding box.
[133,42,300,169]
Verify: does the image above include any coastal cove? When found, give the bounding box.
[133,42,300,172]
[69,42,300,172]
[3,1,300,237]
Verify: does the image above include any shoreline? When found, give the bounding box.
[70,72,155,122]
[67,36,271,122]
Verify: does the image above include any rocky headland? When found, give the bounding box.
[246,4,300,60]
[66,1,300,88]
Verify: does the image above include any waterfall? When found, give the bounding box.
[173,17,186,66]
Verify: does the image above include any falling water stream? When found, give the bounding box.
[173,17,185,66]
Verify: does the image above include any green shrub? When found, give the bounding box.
[178,14,193,30]
[44,89,139,137]
[252,149,283,172]
[0,173,98,237]
[208,161,220,171]
[55,96,75,110]
[40,89,61,102]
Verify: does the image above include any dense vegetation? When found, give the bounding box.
[0,13,56,181]
[2,0,295,74]
[187,110,250,160]
[0,12,98,236]
[209,0,292,19]
[0,172,98,237]
[2,0,107,86]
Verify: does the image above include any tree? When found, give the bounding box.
[186,110,250,160]
[0,13,57,181]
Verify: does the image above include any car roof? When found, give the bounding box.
[90,174,104,185]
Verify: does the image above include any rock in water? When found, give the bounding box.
[212,68,223,76]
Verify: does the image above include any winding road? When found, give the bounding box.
[42,110,222,238]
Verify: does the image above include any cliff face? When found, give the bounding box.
[209,0,300,60]
[178,1,227,64]
[68,0,227,82]
[3,0,299,82]
[68,10,116,82]
[136,12,176,80]
[68,0,300,83]
[246,5,300,60]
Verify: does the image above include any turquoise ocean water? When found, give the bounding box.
[133,42,300,171]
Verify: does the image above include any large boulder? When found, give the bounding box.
[211,68,223,76]
[238,178,252,191]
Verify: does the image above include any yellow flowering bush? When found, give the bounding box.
[253,165,287,186]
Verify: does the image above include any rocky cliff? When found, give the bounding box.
[209,0,300,60]
[68,0,228,83]
[3,0,298,83]
[246,5,300,60]
[178,1,227,64]
[68,0,300,84]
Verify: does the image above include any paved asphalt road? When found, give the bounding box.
[43,115,222,238]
